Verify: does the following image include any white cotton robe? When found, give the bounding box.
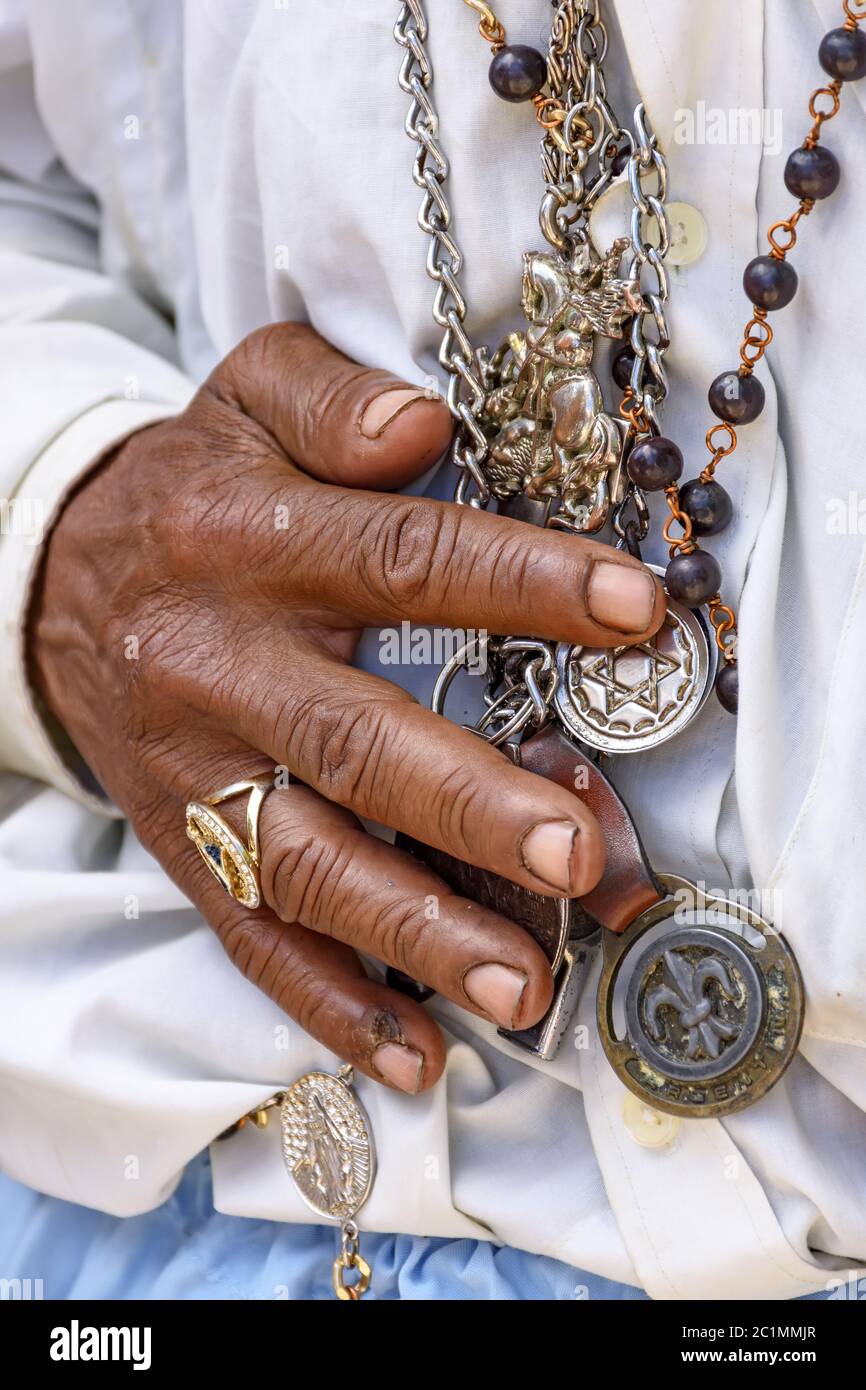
[0,0,864,1299]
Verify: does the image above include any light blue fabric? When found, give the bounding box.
[1,1153,836,1300]
[0,1151,647,1301]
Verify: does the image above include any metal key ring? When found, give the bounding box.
[430,634,490,720]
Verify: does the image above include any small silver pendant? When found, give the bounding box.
[554,569,717,754]
[280,1068,375,1222]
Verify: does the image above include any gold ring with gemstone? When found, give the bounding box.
[185,775,275,908]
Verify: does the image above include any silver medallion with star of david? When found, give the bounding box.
[554,568,718,754]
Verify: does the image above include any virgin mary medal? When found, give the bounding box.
[280,1067,375,1221]
[279,1066,376,1299]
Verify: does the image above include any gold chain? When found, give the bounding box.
[462,0,505,48]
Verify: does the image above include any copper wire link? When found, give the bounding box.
[739,308,774,371]
[808,82,842,123]
[480,16,506,47]
[767,200,814,259]
[463,0,504,47]
[533,94,568,133]
[662,485,695,554]
[805,78,842,145]
[706,423,737,458]
[618,385,650,438]
[708,597,738,658]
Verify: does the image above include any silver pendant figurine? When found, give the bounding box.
[280,1066,375,1223]
[482,237,641,533]
[222,1064,376,1299]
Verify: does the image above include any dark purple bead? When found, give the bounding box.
[627,436,683,492]
[489,44,547,102]
[784,144,840,200]
[679,477,733,536]
[715,662,739,715]
[743,255,798,311]
[665,548,722,607]
[385,967,434,1003]
[708,369,765,424]
[819,25,866,82]
[611,342,636,391]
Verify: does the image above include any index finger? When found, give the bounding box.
[263,477,666,648]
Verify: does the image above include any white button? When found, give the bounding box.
[646,201,709,266]
[622,1093,682,1149]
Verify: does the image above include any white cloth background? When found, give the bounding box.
[0,0,864,1298]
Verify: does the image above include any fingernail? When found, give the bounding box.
[586,560,657,634]
[372,1041,424,1093]
[520,819,582,894]
[463,962,528,1028]
[360,388,431,439]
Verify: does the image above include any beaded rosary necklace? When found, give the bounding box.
[443,0,865,724]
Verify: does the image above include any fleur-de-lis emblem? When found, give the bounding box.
[645,949,739,1062]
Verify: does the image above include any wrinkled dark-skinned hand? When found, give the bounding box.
[29,324,666,1094]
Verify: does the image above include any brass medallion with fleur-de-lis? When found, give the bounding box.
[598,876,804,1119]
[625,928,764,1084]
[645,946,741,1063]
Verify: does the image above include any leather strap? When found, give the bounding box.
[517,725,664,934]
[395,724,665,1058]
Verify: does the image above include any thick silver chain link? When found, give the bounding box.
[624,107,671,435]
[611,105,671,549]
[394,1,491,508]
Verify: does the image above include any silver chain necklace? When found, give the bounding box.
[394,0,671,537]
[393,0,717,755]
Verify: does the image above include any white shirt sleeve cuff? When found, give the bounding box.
[0,396,192,815]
